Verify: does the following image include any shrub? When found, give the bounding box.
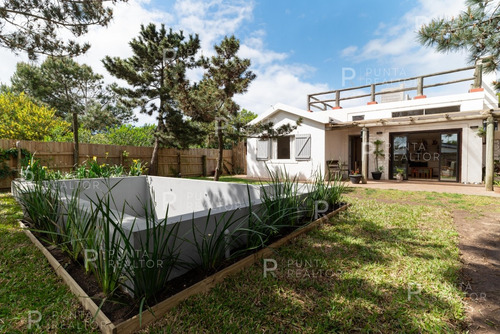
[0,92,70,141]
[187,209,246,273]
[15,180,61,244]
[304,170,347,219]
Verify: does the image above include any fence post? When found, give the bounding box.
[16,141,21,177]
[177,152,181,177]
[335,90,340,108]
[202,155,207,176]
[417,77,424,96]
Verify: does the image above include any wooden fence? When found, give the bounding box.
[0,140,246,190]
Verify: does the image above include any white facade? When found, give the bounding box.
[247,77,499,183]
[247,109,326,179]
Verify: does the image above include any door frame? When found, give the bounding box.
[389,129,462,182]
[389,134,409,180]
[348,135,363,174]
[438,132,461,182]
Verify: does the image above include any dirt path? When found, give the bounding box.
[454,209,500,333]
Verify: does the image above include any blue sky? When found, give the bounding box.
[0,0,472,123]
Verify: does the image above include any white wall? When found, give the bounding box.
[147,176,261,220]
[322,91,489,123]
[247,110,325,180]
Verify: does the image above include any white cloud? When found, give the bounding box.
[169,0,328,114]
[341,0,468,74]
[340,46,358,58]
[336,0,481,99]
[173,0,254,51]
[0,0,328,121]
[235,64,329,113]
[76,0,173,77]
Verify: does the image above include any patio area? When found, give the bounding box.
[348,180,500,197]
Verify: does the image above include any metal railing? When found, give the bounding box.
[307,64,482,111]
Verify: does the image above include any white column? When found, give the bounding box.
[361,127,369,184]
[485,116,494,191]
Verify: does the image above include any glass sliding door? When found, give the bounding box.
[439,133,459,182]
[392,135,408,179]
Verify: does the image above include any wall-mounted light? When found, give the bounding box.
[376,131,383,135]
[482,120,499,131]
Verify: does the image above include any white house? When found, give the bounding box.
[247,64,500,186]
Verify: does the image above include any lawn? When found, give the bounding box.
[0,193,100,333]
[2,188,498,332]
[187,175,263,184]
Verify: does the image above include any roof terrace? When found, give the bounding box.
[307,63,486,111]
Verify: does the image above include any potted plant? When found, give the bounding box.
[494,180,500,193]
[371,139,385,180]
[395,167,405,182]
[349,169,362,184]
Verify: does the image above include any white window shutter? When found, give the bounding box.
[257,139,270,160]
[295,134,311,160]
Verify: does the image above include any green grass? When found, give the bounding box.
[187,176,263,184]
[0,193,99,333]
[135,189,470,333]
[3,188,497,332]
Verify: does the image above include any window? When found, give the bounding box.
[352,115,365,121]
[425,106,460,115]
[392,110,423,118]
[391,106,460,118]
[277,136,291,159]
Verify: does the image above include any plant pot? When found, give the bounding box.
[494,187,500,194]
[349,175,362,184]
[396,173,403,182]
[371,171,382,180]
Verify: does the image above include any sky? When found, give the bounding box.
[0,0,473,124]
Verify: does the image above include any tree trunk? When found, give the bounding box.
[72,112,79,170]
[149,119,163,176]
[214,120,224,181]
[149,136,160,175]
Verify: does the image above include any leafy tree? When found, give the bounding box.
[104,124,155,146]
[418,0,500,81]
[0,92,70,141]
[103,23,203,175]
[188,36,256,181]
[11,57,136,166]
[0,0,125,59]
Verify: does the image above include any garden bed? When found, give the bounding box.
[20,203,348,333]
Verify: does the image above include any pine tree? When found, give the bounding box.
[11,57,111,167]
[102,23,203,175]
[418,0,500,75]
[0,0,124,59]
[187,36,256,181]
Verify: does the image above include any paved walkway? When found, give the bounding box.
[348,180,500,197]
